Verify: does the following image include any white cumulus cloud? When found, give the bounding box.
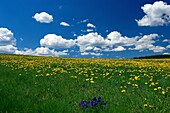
[113,46,126,51]
[136,1,170,26]
[15,47,68,57]
[60,22,70,26]
[0,45,17,54]
[76,32,106,52]
[33,12,53,23]
[81,52,103,56]
[40,34,76,49]
[106,31,136,47]
[87,29,94,32]
[0,28,16,46]
[166,44,170,48]
[129,34,163,52]
[149,46,166,52]
[0,28,17,54]
[87,23,96,28]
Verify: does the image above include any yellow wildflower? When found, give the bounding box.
[154,88,157,91]
[158,87,161,90]
[144,104,148,107]
[121,90,126,93]
[162,91,165,95]
[90,81,94,83]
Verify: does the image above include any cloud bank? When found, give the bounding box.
[0,27,168,57]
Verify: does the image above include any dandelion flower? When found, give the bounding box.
[154,88,157,91]
[90,81,94,83]
[162,91,165,95]
[144,104,148,107]
[158,87,161,90]
[86,78,89,81]
[121,90,126,93]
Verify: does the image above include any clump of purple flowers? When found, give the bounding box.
[78,97,107,109]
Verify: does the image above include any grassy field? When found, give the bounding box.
[0,54,169,113]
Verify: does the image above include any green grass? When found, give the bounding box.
[0,54,169,113]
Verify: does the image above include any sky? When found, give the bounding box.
[0,0,170,58]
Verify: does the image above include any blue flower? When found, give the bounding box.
[78,96,107,109]
[97,97,101,102]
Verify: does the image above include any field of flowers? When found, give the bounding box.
[0,54,169,113]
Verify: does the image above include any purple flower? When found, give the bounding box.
[138,85,142,90]
[79,100,88,108]
[92,97,97,101]
[97,97,101,102]
[78,96,107,109]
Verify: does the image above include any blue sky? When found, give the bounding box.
[0,0,170,58]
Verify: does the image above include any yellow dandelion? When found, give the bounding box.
[134,76,139,80]
[127,82,131,84]
[155,82,159,84]
[151,82,155,86]
[121,89,126,93]
[106,72,109,76]
[144,104,148,107]
[162,91,165,95]
[46,73,50,76]
[90,81,94,83]
[134,84,138,87]
[158,87,161,90]
[154,88,157,91]
[90,77,93,81]
[86,78,89,81]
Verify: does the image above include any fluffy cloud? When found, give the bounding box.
[40,34,76,49]
[133,34,158,50]
[0,28,16,46]
[33,12,53,23]
[113,46,126,51]
[163,39,170,43]
[15,47,68,57]
[149,46,166,52]
[163,53,170,55]
[0,27,167,57]
[81,52,89,56]
[93,47,101,51]
[87,29,94,32]
[35,47,68,56]
[87,23,96,28]
[60,22,70,26]
[167,45,170,48]
[76,32,106,52]
[15,48,35,55]
[136,1,170,26]
[0,45,17,54]
[129,34,165,52]
[81,52,103,56]
[0,28,17,54]
[106,31,136,47]
[90,52,103,56]
[76,31,166,53]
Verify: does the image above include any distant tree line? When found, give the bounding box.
[133,55,170,59]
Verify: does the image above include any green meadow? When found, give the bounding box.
[0,54,169,113]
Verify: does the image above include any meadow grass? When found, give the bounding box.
[0,54,169,113]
